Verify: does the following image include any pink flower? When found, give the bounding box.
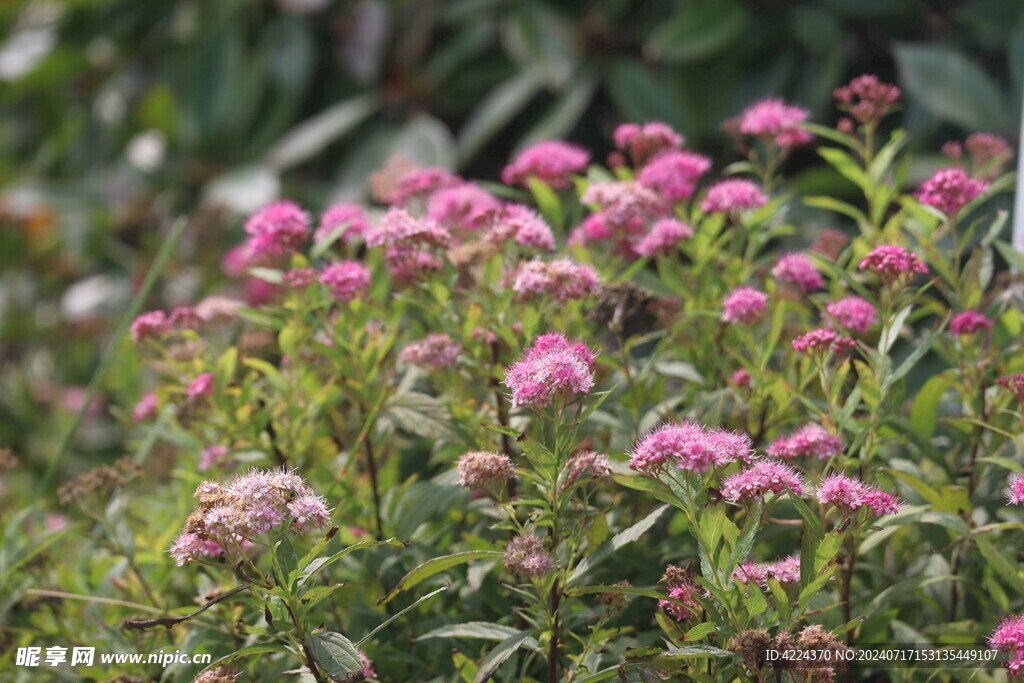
[826,296,878,334]
[833,75,901,125]
[132,392,158,421]
[731,367,751,387]
[635,219,694,257]
[860,490,904,517]
[950,310,993,336]
[168,307,204,332]
[399,334,462,371]
[485,204,555,251]
[427,183,501,231]
[456,450,516,489]
[733,556,801,587]
[504,333,596,409]
[767,424,844,460]
[630,422,752,473]
[365,208,451,249]
[244,200,310,259]
[198,445,230,472]
[319,261,371,302]
[283,268,317,288]
[965,133,1014,178]
[658,584,700,622]
[315,203,368,244]
[384,246,444,284]
[581,181,667,228]
[561,451,611,489]
[385,166,462,206]
[511,259,600,303]
[732,561,766,586]
[858,245,928,280]
[358,651,376,680]
[637,150,711,201]
[816,474,904,517]
[501,140,590,189]
[721,460,805,502]
[990,614,1024,677]
[998,374,1024,406]
[701,179,768,213]
[792,327,854,355]
[917,168,988,217]
[186,373,215,402]
[614,121,684,165]
[810,229,849,260]
[772,253,823,292]
[1006,474,1024,505]
[722,287,768,324]
[130,310,169,343]
[503,535,555,577]
[738,98,812,147]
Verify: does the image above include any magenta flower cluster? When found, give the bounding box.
[614,121,684,166]
[825,296,878,335]
[501,140,590,189]
[722,287,768,324]
[990,614,1024,676]
[701,179,768,213]
[733,556,801,587]
[504,333,596,409]
[816,474,904,517]
[630,422,753,474]
[315,203,368,244]
[658,583,701,622]
[721,460,806,502]
[949,310,993,336]
[738,98,813,147]
[244,200,311,260]
[772,253,823,292]
[399,334,462,371]
[767,423,844,460]
[319,261,372,302]
[1006,474,1024,505]
[858,245,928,280]
[792,327,855,355]
[917,168,988,217]
[484,205,555,251]
[634,218,694,257]
[511,259,600,303]
[833,74,901,126]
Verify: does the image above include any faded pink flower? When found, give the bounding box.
[198,445,230,472]
[701,179,768,213]
[917,168,988,217]
[501,140,590,189]
[732,367,752,388]
[244,200,310,259]
[792,327,854,355]
[186,373,215,402]
[826,296,878,334]
[635,219,694,257]
[721,460,805,502]
[738,98,812,147]
[767,424,844,460]
[733,556,801,587]
[630,422,752,473]
[168,307,204,332]
[965,133,1014,179]
[1007,474,1024,505]
[722,287,768,324]
[810,229,850,260]
[503,333,596,409]
[998,374,1024,406]
[833,75,901,125]
[614,121,684,166]
[858,245,928,280]
[456,450,516,489]
[132,392,158,421]
[399,334,461,371]
[772,253,823,292]
[365,208,451,249]
[581,181,667,228]
[562,451,612,489]
[950,310,993,336]
[130,310,169,343]
[485,204,556,251]
[315,203,368,244]
[427,183,501,231]
[503,535,555,577]
[385,167,462,206]
[637,150,711,201]
[511,259,600,303]
[319,261,371,302]
[384,246,444,284]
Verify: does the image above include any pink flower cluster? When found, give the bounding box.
[949,310,993,336]
[658,583,701,622]
[721,460,806,502]
[614,121,684,166]
[581,181,667,230]
[858,245,928,281]
[772,253,823,292]
[315,203,368,244]
[319,261,371,302]
[634,219,694,257]
[283,268,317,288]
[637,150,711,201]
[399,334,462,371]
[630,422,753,473]
[792,327,855,355]
[1006,474,1024,505]
[169,469,331,566]
[456,450,516,489]
[366,208,451,283]
[810,229,850,260]
[132,392,158,421]
[917,168,988,217]
[733,556,801,587]
[825,296,878,334]
[767,423,844,460]
[722,287,768,324]
[187,373,215,402]
[503,535,555,577]
[380,165,462,206]
[427,183,501,232]
[561,451,612,489]
[198,445,230,472]
[484,205,555,251]
[130,307,206,343]
[701,179,768,213]
[244,200,310,260]
[511,259,600,303]
[990,614,1024,677]
[833,75,901,125]
[501,140,590,189]
[998,374,1024,406]
[503,333,596,409]
[738,98,812,147]
[816,474,905,517]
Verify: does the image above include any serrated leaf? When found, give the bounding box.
[305,631,363,679]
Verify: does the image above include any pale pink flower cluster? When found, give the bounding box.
[949,310,993,336]
[614,121,684,166]
[169,469,331,566]
[244,200,310,259]
[384,166,462,206]
[792,327,855,355]
[658,583,700,622]
[738,98,812,147]
[637,150,712,201]
[767,423,844,460]
[198,445,230,472]
[282,267,317,288]
[634,219,694,257]
[701,179,768,213]
[365,208,451,283]
[503,535,555,577]
[990,614,1024,677]
[721,460,805,502]
[810,228,850,260]
[511,259,600,303]
[825,296,878,334]
[917,168,988,217]
[562,451,612,489]
[733,556,801,587]
[399,334,462,371]
[456,450,516,489]
[722,287,768,324]
[427,183,501,231]
[772,253,823,292]
[581,181,667,229]
[629,422,752,473]
[187,373,215,402]
[503,333,596,409]
[319,261,371,302]
[731,367,752,387]
[833,75,901,125]
[501,140,590,189]
[132,392,158,421]
[130,310,169,343]
[816,474,905,517]
[1006,474,1024,505]
[315,203,368,244]
[858,245,928,280]
[484,205,555,251]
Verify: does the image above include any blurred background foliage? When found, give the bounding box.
[1,0,1023,474]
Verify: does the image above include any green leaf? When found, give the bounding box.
[909,372,954,437]
[818,147,869,191]
[725,501,762,579]
[357,585,448,648]
[264,94,378,171]
[882,317,947,392]
[646,0,749,62]
[414,621,541,653]
[684,622,718,642]
[879,304,912,357]
[458,69,546,162]
[527,176,564,231]
[379,550,502,604]
[305,631,363,679]
[296,538,405,587]
[768,578,791,621]
[473,629,537,683]
[568,504,670,585]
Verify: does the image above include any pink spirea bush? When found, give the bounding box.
[504,333,596,409]
[738,98,812,147]
[315,203,368,244]
[511,259,600,302]
[501,140,590,189]
[721,460,806,502]
[637,150,711,201]
[614,121,684,165]
[399,334,462,371]
[630,422,753,473]
[701,179,768,213]
[721,287,768,324]
[319,261,371,302]
[635,218,694,257]
[917,168,988,216]
[772,253,823,292]
[767,423,844,460]
[244,200,311,259]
